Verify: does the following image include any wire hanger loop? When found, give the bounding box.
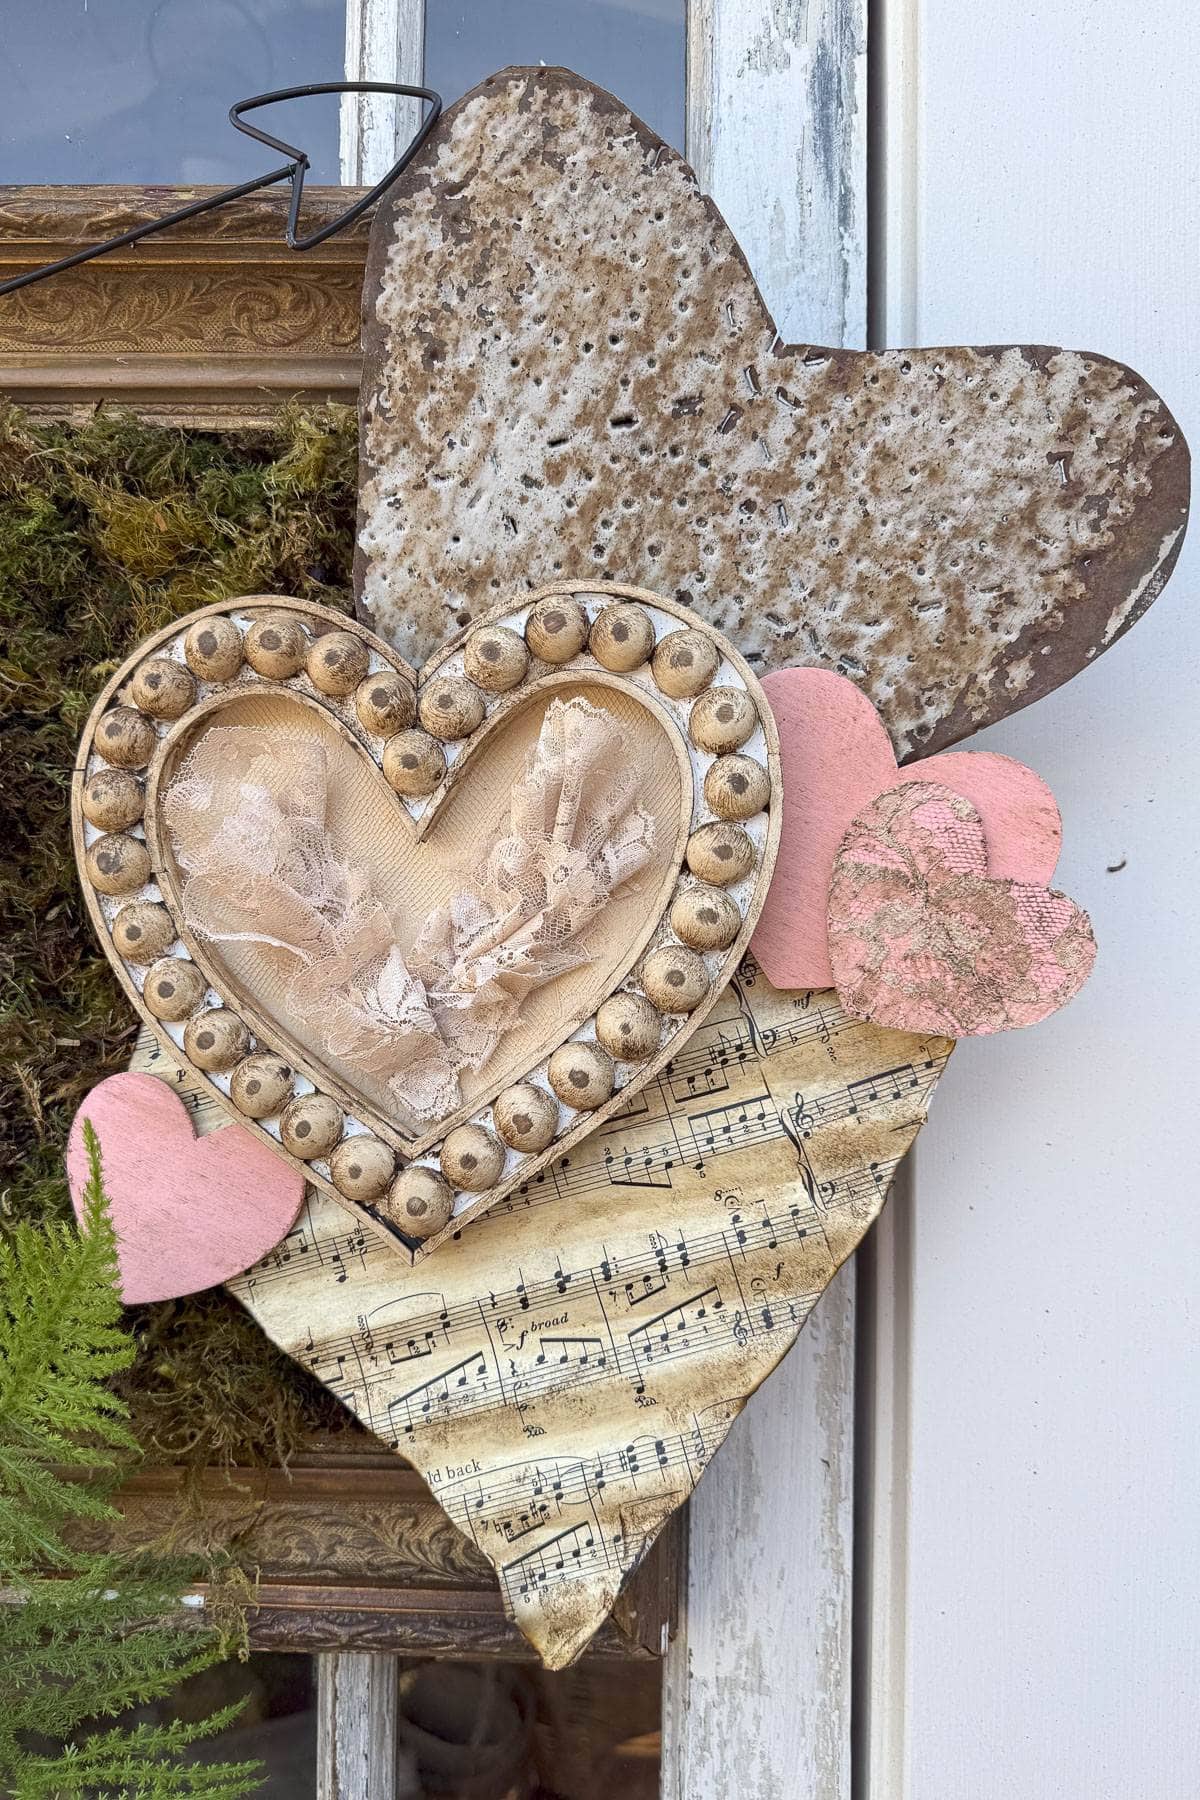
[0,81,442,299]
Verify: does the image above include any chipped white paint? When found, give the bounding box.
[663,1264,855,1800]
[686,0,867,350]
[663,2,865,1795]
[317,1651,410,1800]
[863,3,1200,1796]
[341,0,425,186]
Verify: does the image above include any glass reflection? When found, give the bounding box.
[1,0,345,185]
[425,0,687,152]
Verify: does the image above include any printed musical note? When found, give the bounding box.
[386,1350,489,1437]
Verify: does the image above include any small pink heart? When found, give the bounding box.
[751,668,1063,990]
[827,782,1096,1037]
[67,1073,305,1304]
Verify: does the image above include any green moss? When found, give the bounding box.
[0,403,364,1462]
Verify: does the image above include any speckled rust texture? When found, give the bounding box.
[357,67,1189,760]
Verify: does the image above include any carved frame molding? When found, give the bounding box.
[0,185,371,425]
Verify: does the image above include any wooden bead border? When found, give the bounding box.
[72,581,781,1264]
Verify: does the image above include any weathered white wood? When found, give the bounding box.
[686,0,867,349]
[852,1165,914,1796]
[663,1264,856,1800]
[341,0,426,186]
[865,5,1200,1795]
[316,1652,406,1800]
[664,9,866,1791]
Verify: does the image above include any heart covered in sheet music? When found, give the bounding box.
[229,965,952,1666]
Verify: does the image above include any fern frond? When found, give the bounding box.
[0,1121,137,1570]
[0,1559,219,1741]
[0,1125,263,1796]
[10,1706,262,1799]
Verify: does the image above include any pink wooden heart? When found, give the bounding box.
[827,782,1096,1036]
[67,1073,305,1303]
[751,667,1064,989]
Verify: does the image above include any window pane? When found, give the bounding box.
[0,0,346,185]
[424,0,687,153]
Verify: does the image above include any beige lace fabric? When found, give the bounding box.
[162,698,656,1122]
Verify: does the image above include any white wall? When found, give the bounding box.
[872,5,1200,1795]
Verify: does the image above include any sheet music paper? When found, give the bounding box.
[133,963,950,1666]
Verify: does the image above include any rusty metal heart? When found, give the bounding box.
[355,68,1188,761]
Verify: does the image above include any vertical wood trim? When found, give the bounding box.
[341,0,427,186]
[663,1268,856,1800]
[851,1168,914,1800]
[870,0,920,347]
[317,1652,400,1800]
[666,5,867,1794]
[683,0,715,194]
[856,6,920,1792]
[685,0,867,349]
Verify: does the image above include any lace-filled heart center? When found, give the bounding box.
[149,680,688,1150]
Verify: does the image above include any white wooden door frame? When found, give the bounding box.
[662,5,866,1799]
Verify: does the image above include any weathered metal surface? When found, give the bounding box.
[356,67,1189,760]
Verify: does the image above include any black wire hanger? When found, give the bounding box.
[0,80,442,299]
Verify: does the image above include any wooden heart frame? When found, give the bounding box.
[72,581,780,1260]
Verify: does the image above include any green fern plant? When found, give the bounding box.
[0,1123,262,1798]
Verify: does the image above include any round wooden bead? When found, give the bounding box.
[245,615,307,679]
[82,767,144,831]
[463,624,529,693]
[670,884,743,952]
[86,832,151,896]
[142,956,208,1022]
[548,1041,615,1110]
[418,675,486,740]
[355,670,416,737]
[651,629,720,699]
[280,1092,344,1160]
[130,657,196,720]
[385,1166,455,1240]
[689,686,758,754]
[595,992,662,1062]
[686,822,756,886]
[440,1123,506,1192]
[185,616,243,682]
[589,602,656,672]
[704,753,771,821]
[112,901,176,963]
[230,1053,295,1119]
[383,729,446,796]
[307,629,370,697]
[96,706,156,769]
[184,1008,251,1072]
[643,945,710,1014]
[493,1083,560,1154]
[330,1135,395,1201]
[525,597,590,663]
